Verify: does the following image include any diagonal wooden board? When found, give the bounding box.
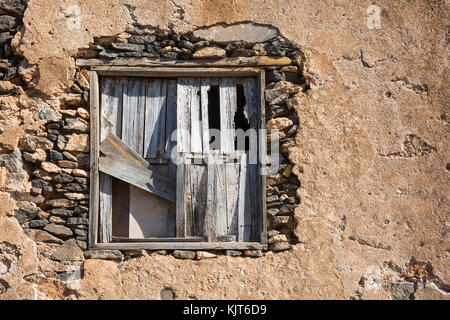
[99,133,176,203]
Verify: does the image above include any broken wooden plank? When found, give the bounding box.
[165,80,177,160]
[122,78,145,155]
[219,78,236,154]
[225,161,240,236]
[200,80,210,153]
[189,164,207,237]
[99,155,176,203]
[237,154,247,242]
[176,161,186,237]
[215,161,228,237]
[77,56,292,67]
[144,79,167,159]
[176,78,192,153]
[100,132,149,168]
[92,241,266,250]
[89,70,100,247]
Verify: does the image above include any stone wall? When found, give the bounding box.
[0,0,448,300]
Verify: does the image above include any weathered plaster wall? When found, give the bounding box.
[0,0,449,299]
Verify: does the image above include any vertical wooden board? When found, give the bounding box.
[205,157,216,241]
[248,163,259,242]
[200,81,210,153]
[190,80,202,154]
[258,70,267,244]
[144,79,167,159]
[219,78,236,154]
[89,71,100,247]
[242,78,259,165]
[122,78,145,155]
[111,178,130,237]
[165,80,177,160]
[176,161,186,237]
[99,77,123,243]
[176,78,191,153]
[225,161,240,236]
[237,154,248,242]
[189,164,207,237]
[215,161,228,237]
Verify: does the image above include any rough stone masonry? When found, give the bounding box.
[0,0,449,300]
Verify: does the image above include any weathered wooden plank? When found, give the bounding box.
[225,161,240,236]
[190,80,202,153]
[77,56,292,67]
[99,77,123,243]
[165,80,177,160]
[258,70,267,244]
[215,161,228,238]
[200,81,210,153]
[100,132,149,167]
[237,154,247,242]
[189,164,207,237]
[122,78,145,155]
[89,71,100,247]
[111,236,204,242]
[205,156,216,241]
[219,78,236,154]
[99,155,176,203]
[92,241,266,250]
[176,161,186,237]
[144,79,167,159]
[184,158,193,236]
[176,78,191,153]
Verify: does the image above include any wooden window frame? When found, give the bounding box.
[88,66,267,250]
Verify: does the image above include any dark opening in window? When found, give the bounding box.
[207,85,220,148]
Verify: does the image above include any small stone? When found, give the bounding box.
[99,50,118,59]
[32,169,52,181]
[173,250,196,260]
[178,40,194,50]
[0,31,12,43]
[49,150,64,161]
[72,169,88,177]
[52,239,84,261]
[77,108,89,119]
[192,40,210,50]
[268,234,288,244]
[226,250,242,257]
[74,206,88,214]
[74,229,87,236]
[160,46,171,53]
[76,240,87,250]
[0,15,17,31]
[266,117,293,131]
[64,183,87,192]
[145,44,160,56]
[84,250,123,261]
[34,103,62,122]
[243,250,263,257]
[127,35,156,44]
[53,173,74,183]
[267,208,280,217]
[62,151,77,162]
[266,69,285,83]
[385,282,415,300]
[23,149,46,163]
[25,229,63,244]
[50,209,73,217]
[57,160,77,169]
[49,216,65,224]
[193,46,226,59]
[19,136,54,152]
[161,51,179,59]
[46,199,77,208]
[14,201,40,223]
[41,161,61,173]
[271,216,290,228]
[64,118,88,132]
[231,48,253,57]
[279,204,297,215]
[44,223,73,237]
[267,230,280,237]
[29,219,49,228]
[160,288,175,300]
[65,193,89,200]
[67,217,89,225]
[196,251,217,260]
[269,242,292,252]
[111,42,145,51]
[266,195,279,202]
[64,134,89,152]
[30,187,42,195]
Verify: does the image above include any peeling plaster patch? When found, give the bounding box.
[64,5,81,31]
[362,265,383,291]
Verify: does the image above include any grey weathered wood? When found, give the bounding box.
[215,161,228,237]
[91,67,260,77]
[77,56,292,67]
[219,78,236,154]
[176,161,186,237]
[190,80,202,154]
[225,161,240,236]
[189,164,207,237]
[205,157,216,241]
[144,79,167,159]
[242,78,259,164]
[100,132,149,168]
[122,78,145,155]
[176,78,191,153]
[200,81,210,153]
[99,77,123,243]
[111,236,204,242]
[165,80,177,160]
[89,71,100,247]
[92,241,266,250]
[237,154,247,242]
[258,70,267,245]
[99,155,176,203]
[184,158,193,236]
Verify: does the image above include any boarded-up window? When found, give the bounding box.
[92,72,266,250]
